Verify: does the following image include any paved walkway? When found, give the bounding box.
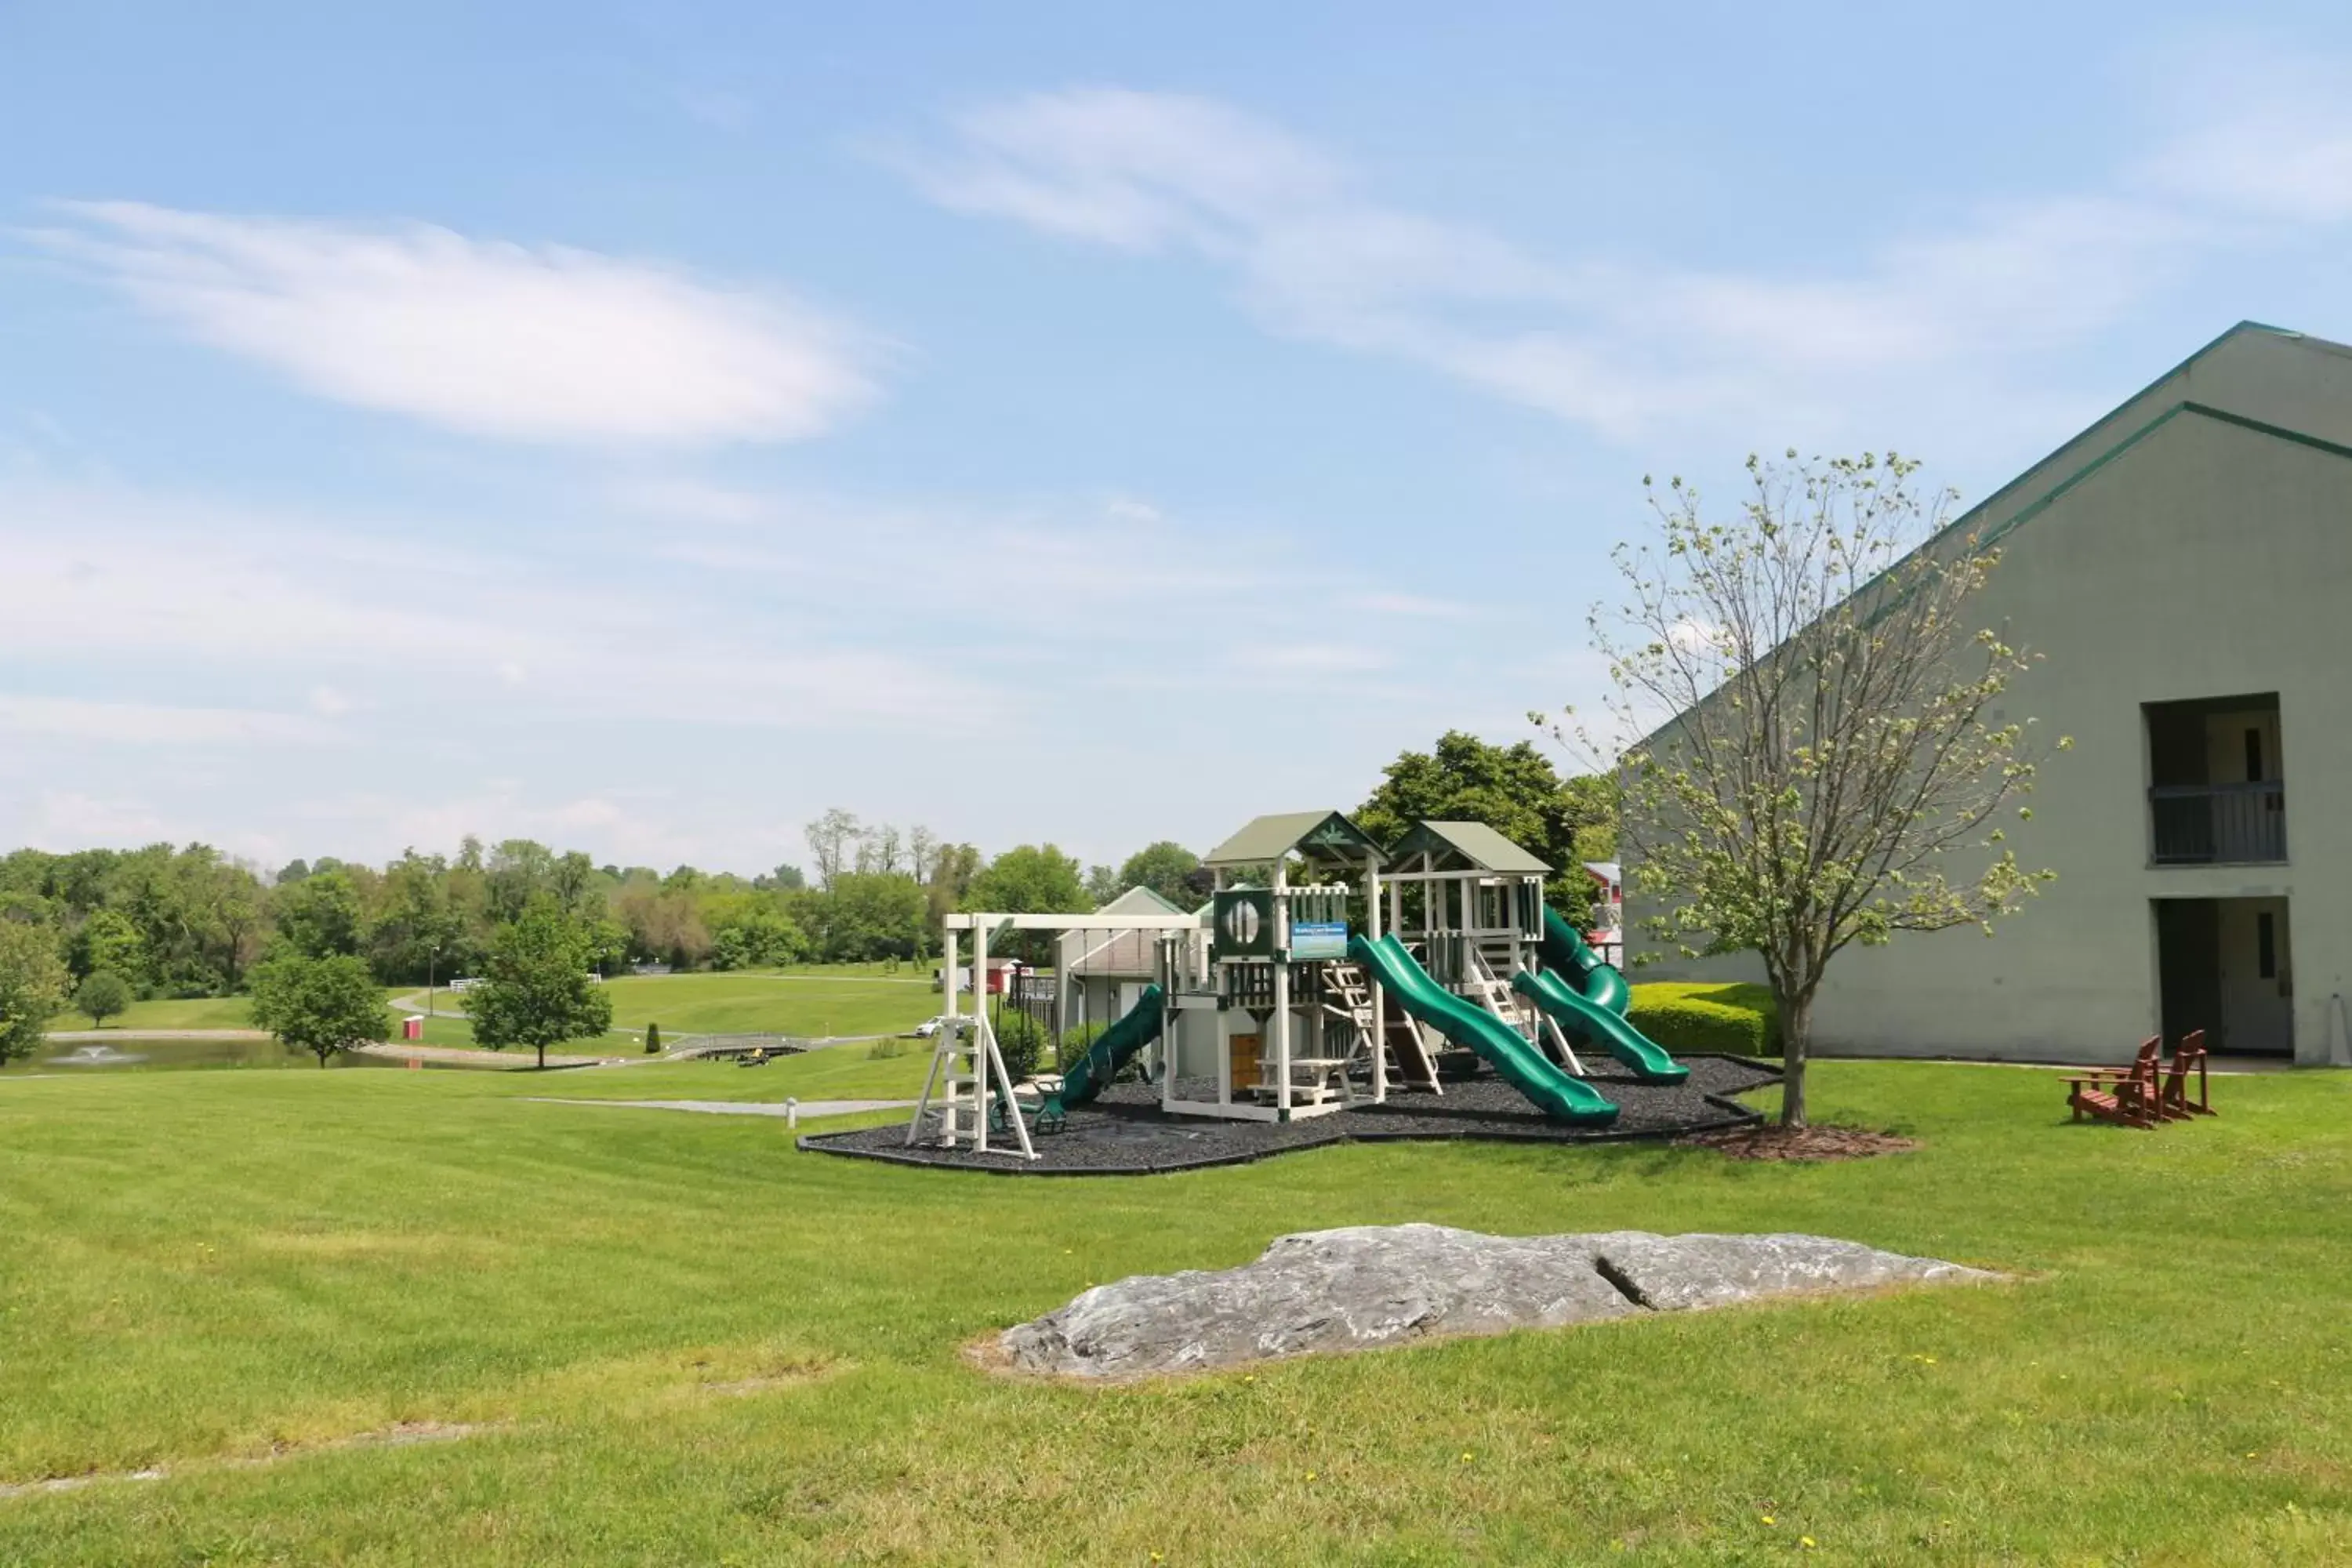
[354,1043,623,1069]
[528,1097,914,1119]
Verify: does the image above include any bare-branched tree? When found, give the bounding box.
[1566,452,2066,1127]
[804,808,863,889]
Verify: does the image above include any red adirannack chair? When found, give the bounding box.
[2153,1029,2217,1121]
[2066,1037,2161,1128]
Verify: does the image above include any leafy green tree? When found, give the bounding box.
[249,951,387,1067]
[72,908,147,984]
[1579,452,2060,1127]
[273,868,365,959]
[469,902,615,1069]
[1083,864,1123,906]
[0,920,68,1065]
[366,851,470,985]
[964,845,1087,963]
[1356,731,1617,896]
[965,845,1087,914]
[924,842,982,931]
[485,839,561,923]
[808,873,927,962]
[710,908,808,971]
[1115,841,1203,908]
[74,970,132,1028]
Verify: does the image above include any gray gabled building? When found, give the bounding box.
[1633,322,2352,1065]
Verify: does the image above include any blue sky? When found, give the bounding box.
[5,2,2352,875]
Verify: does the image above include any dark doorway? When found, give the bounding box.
[2153,895,2295,1055]
[2154,898,2220,1051]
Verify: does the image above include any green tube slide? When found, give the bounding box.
[1347,935,1617,1124]
[1058,984,1163,1107]
[1512,967,1689,1084]
[1540,906,1629,1015]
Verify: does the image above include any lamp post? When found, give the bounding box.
[426,940,441,1018]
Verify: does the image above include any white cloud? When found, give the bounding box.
[895,81,2352,449]
[0,467,1563,870]
[1354,591,1472,619]
[35,202,882,445]
[2137,47,2352,223]
[0,694,328,746]
[25,790,169,848]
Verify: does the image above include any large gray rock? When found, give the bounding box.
[1000,1224,1643,1379]
[1592,1232,1998,1312]
[1000,1224,1995,1378]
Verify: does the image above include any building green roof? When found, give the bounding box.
[1200,811,1386,869]
[1388,819,1552,874]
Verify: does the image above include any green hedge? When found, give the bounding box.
[1627,982,1780,1058]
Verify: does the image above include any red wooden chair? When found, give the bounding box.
[2153,1029,2217,1121]
[2066,1037,2161,1128]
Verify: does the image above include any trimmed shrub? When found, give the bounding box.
[866,1036,908,1060]
[644,1022,662,1055]
[991,1011,1050,1081]
[1058,1020,1106,1073]
[1628,982,1780,1058]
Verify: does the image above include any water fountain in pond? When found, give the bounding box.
[53,1043,148,1067]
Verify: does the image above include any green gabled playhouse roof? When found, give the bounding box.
[1201,811,1386,869]
[1388,820,1552,874]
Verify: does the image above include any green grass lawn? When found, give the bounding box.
[4,1062,2350,1563]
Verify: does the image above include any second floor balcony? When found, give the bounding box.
[2150,780,2287,866]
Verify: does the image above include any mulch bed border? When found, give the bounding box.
[798,1054,1780,1178]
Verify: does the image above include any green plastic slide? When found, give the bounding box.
[1512,967,1689,1084]
[1530,906,1687,1083]
[1347,934,1617,1124]
[1058,984,1164,1107]
[1539,906,1629,1014]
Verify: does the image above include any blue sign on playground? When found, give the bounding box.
[1290,920,1348,961]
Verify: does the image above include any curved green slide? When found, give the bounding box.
[1348,935,1617,1124]
[1540,906,1629,1014]
[1512,968,1688,1084]
[1058,984,1163,1107]
[1530,907,1686,1083]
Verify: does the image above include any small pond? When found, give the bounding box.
[20,1036,403,1073]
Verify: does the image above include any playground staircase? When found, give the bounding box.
[1325,960,1443,1092]
[1465,949,1584,1075]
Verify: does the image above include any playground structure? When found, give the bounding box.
[902,810,1693,1160]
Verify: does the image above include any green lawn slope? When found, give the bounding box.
[3,1061,2350,1561]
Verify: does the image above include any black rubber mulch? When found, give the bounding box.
[799,1054,1780,1176]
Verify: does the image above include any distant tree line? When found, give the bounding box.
[0,734,1615,1065]
[0,816,1245,1023]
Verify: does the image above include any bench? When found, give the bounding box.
[1254,1056,1352,1106]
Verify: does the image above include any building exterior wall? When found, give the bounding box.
[1630,330,2352,1066]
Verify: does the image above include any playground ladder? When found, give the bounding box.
[1324,960,1442,1093]
[906,1013,1037,1160]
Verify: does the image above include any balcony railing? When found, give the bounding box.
[2149,781,2287,865]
